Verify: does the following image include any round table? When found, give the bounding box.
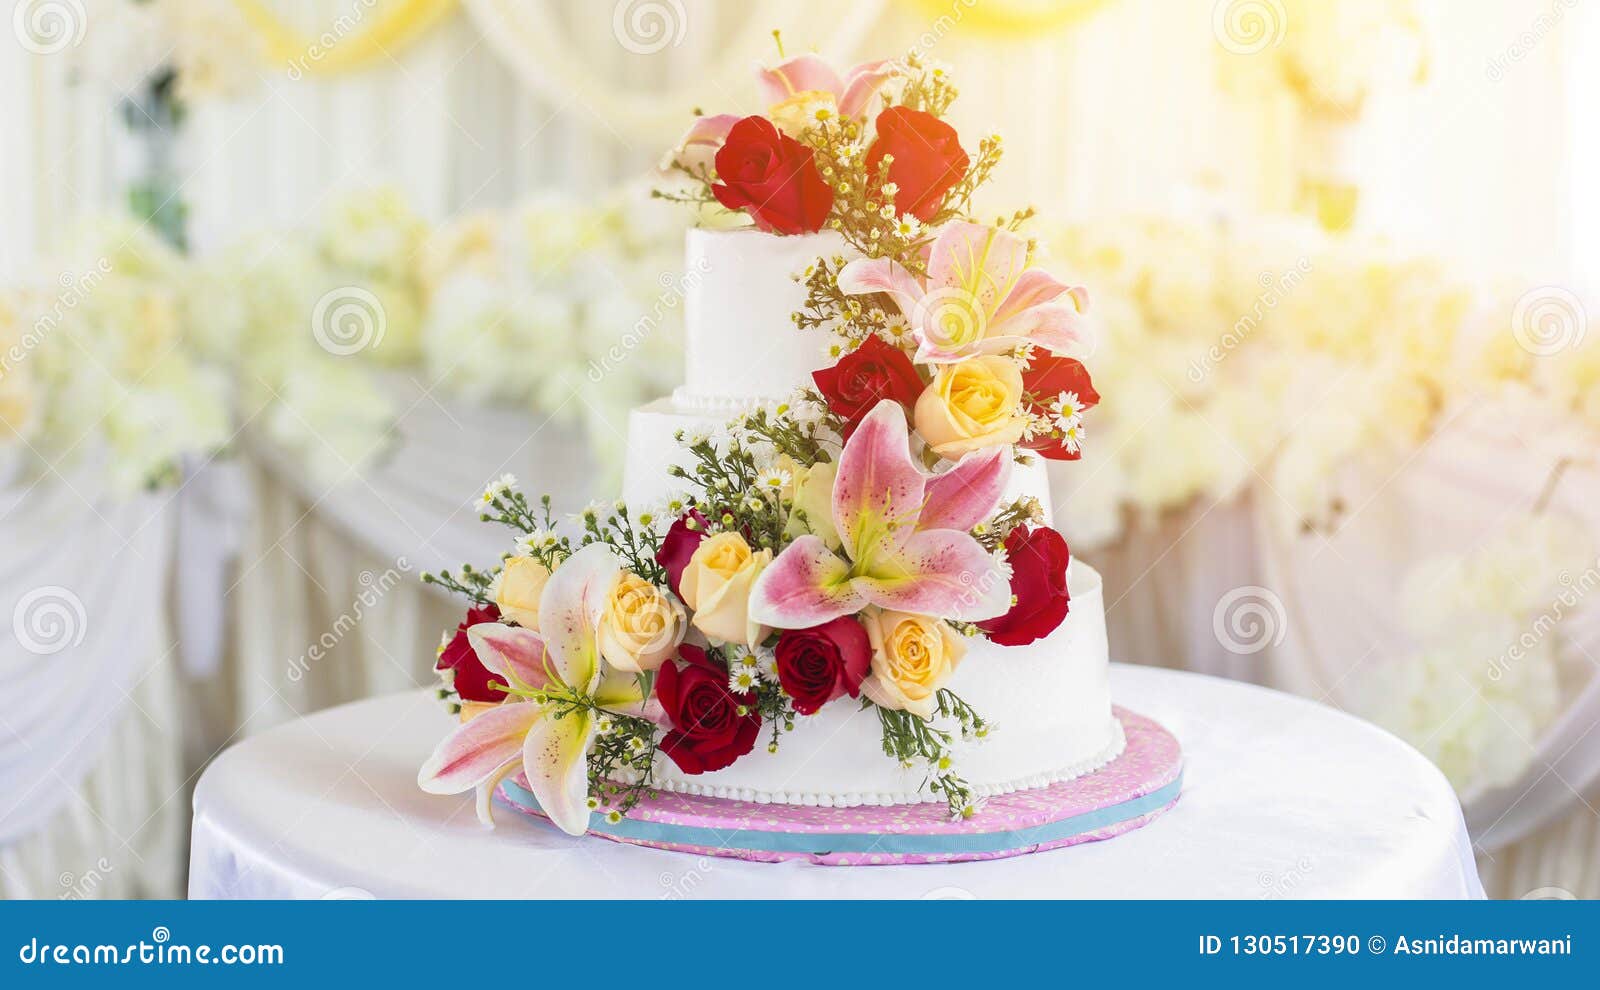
[188,665,1485,899]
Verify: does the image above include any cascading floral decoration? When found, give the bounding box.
[419,48,1100,831]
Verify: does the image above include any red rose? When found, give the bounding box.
[435,603,505,703]
[774,616,872,715]
[711,116,834,235]
[656,645,762,774]
[1020,355,1100,461]
[979,526,1071,647]
[655,509,709,599]
[811,336,925,434]
[866,107,969,222]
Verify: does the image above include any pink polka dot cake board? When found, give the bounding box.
[497,706,1182,865]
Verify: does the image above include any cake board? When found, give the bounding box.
[497,705,1182,866]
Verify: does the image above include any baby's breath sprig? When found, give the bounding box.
[586,704,661,816]
[576,500,667,587]
[421,564,495,605]
[671,430,792,552]
[975,496,1045,552]
[892,54,960,118]
[874,699,983,820]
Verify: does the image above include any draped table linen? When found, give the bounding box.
[188,664,1483,899]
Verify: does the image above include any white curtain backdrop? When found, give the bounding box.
[0,464,186,898]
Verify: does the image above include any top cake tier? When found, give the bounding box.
[680,228,847,405]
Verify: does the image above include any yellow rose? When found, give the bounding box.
[779,455,841,550]
[913,355,1028,460]
[859,609,968,719]
[767,91,838,138]
[680,532,772,648]
[494,556,551,629]
[598,572,686,673]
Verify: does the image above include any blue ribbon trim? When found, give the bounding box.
[500,771,1182,857]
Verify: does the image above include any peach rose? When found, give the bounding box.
[598,572,686,673]
[494,556,551,629]
[913,355,1028,460]
[859,609,968,719]
[680,532,772,648]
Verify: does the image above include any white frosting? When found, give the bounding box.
[649,563,1117,806]
[618,227,1116,807]
[680,228,848,404]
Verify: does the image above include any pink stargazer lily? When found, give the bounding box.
[837,222,1092,364]
[417,544,655,835]
[749,401,1013,629]
[662,113,740,175]
[756,54,897,120]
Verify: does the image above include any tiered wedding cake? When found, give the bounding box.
[417,50,1176,862]
[624,227,1120,807]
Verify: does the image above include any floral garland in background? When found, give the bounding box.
[1044,212,1531,546]
[185,185,687,483]
[0,219,229,491]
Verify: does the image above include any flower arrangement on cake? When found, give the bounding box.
[416,47,1135,843]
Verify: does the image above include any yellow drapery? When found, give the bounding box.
[231,0,459,76]
[904,0,1112,37]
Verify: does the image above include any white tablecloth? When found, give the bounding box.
[188,665,1484,899]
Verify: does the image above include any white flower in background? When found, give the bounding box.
[266,360,395,481]
[1368,515,1595,794]
[151,0,264,101]
[5,217,228,490]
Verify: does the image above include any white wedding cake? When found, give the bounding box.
[622,228,1122,807]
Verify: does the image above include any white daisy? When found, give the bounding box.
[1058,419,1085,455]
[479,472,517,505]
[1049,390,1086,432]
[729,668,760,693]
[892,214,924,239]
[756,467,792,493]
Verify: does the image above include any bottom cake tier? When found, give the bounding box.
[646,561,1118,808]
[498,705,1181,865]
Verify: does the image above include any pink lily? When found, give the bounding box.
[838,222,1092,364]
[748,401,1013,629]
[756,54,897,120]
[417,544,654,835]
[662,113,740,176]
